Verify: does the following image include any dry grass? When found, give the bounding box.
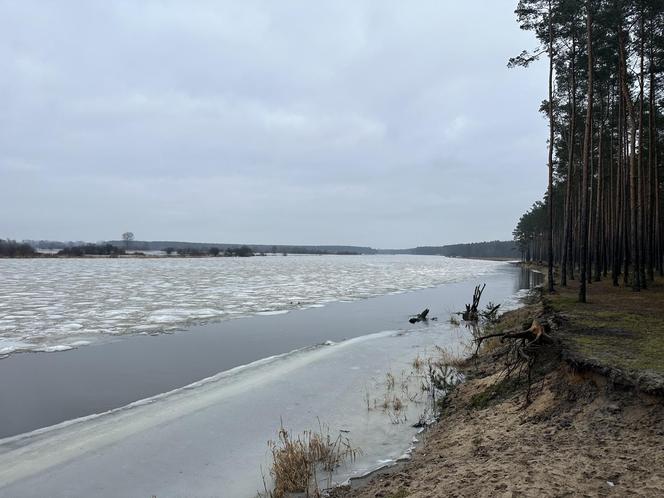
[365,348,468,428]
[265,421,361,498]
[385,372,396,391]
[432,345,465,369]
[412,355,424,372]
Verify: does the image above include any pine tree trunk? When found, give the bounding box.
[619,29,641,292]
[547,0,555,292]
[638,14,648,289]
[594,90,604,282]
[562,43,577,287]
[579,5,593,303]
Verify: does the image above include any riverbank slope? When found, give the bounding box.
[333,277,664,497]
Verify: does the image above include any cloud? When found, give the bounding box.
[0,0,547,247]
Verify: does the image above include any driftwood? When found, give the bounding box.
[409,308,430,324]
[462,284,485,321]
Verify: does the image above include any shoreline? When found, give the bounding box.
[0,254,520,260]
[332,281,664,497]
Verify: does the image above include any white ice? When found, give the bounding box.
[0,319,479,498]
[0,255,502,354]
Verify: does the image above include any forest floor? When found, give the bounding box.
[550,274,664,377]
[331,272,664,498]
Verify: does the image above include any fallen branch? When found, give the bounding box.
[409,308,430,324]
[475,319,552,350]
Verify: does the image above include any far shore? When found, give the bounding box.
[0,253,522,260]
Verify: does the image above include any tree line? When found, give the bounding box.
[512,0,663,302]
[166,245,255,257]
[0,239,36,257]
[58,244,126,256]
[412,241,519,258]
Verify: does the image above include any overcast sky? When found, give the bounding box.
[0,1,548,248]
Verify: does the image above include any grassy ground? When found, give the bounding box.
[546,272,664,374]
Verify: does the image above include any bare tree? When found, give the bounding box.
[122,232,135,251]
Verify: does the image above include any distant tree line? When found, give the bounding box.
[161,244,357,256]
[19,238,518,260]
[511,0,664,301]
[57,244,126,257]
[412,241,519,258]
[104,240,375,254]
[275,246,359,255]
[0,239,36,257]
[166,245,255,257]
[224,245,254,257]
[23,240,85,249]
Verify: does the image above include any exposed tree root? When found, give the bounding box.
[462,284,486,321]
[475,319,558,403]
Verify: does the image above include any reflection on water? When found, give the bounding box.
[517,265,544,290]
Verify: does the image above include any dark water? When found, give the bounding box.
[0,263,532,438]
[518,266,544,289]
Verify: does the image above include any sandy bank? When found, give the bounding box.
[332,301,664,498]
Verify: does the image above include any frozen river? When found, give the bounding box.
[0,256,535,497]
[0,255,503,355]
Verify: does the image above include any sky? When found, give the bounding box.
[0,1,548,248]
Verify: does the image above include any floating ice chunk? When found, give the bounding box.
[36,345,74,352]
[69,341,91,347]
[61,323,83,330]
[0,339,32,355]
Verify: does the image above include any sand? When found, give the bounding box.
[333,358,664,497]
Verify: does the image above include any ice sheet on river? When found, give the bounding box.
[0,255,502,354]
[0,319,476,498]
